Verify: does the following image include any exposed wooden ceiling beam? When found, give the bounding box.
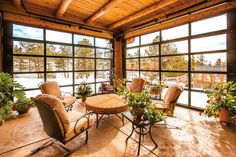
[3,12,113,39]
[56,0,73,17]
[124,0,207,30]
[125,0,226,32]
[108,0,178,30]
[12,0,21,8]
[124,1,236,39]
[86,0,125,24]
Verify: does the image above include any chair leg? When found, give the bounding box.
[31,139,55,153]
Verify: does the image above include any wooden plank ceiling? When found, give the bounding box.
[0,0,234,34]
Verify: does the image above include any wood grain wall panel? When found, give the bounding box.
[0,12,2,72]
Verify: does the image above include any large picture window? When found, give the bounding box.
[125,14,227,109]
[11,24,113,97]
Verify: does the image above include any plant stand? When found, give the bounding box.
[122,111,158,156]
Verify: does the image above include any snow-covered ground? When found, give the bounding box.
[15,77,208,109]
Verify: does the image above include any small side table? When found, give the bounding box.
[122,111,158,156]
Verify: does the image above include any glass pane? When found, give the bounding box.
[47,58,72,71]
[47,72,73,85]
[96,59,111,70]
[191,14,227,35]
[46,30,72,43]
[126,59,139,70]
[191,34,226,52]
[140,72,159,82]
[140,58,159,70]
[162,24,188,40]
[96,49,111,58]
[60,86,73,94]
[14,73,44,89]
[126,48,139,58]
[177,90,188,105]
[161,40,188,55]
[162,72,188,88]
[13,56,44,72]
[74,34,94,46]
[13,41,44,55]
[141,31,160,45]
[191,73,226,90]
[127,37,139,48]
[47,44,72,56]
[25,90,41,98]
[95,38,110,48]
[96,71,110,82]
[75,47,94,57]
[191,91,208,108]
[90,84,95,94]
[13,24,43,40]
[126,71,139,81]
[75,59,94,70]
[191,53,226,71]
[75,72,95,84]
[140,45,159,57]
[161,55,188,71]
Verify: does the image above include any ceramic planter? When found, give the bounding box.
[219,107,231,123]
[82,96,87,102]
[130,107,145,121]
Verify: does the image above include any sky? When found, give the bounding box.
[13,14,227,65]
[13,24,110,48]
[127,14,227,64]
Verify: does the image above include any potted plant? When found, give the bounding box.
[0,72,24,124]
[75,82,93,102]
[203,81,236,125]
[118,83,165,122]
[149,81,166,95]
[13,96,34,114]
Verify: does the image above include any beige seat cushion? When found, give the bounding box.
[62,96,77,107]
[39,81,62,97]
[35,94,70,133]
[66,111,94,140]
[129,78,146,92]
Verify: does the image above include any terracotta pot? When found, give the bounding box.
[82,96,87,102]
[219,107,231,123]
[150,87,162,95]
[0,119,5,126]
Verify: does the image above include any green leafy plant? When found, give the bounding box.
[203,81,236,124]
[149,81,166,95]
[118,83,165,122]
[75,82,93,97]
[150,81,166,88]
[14,96,34,114]
[0,72,25,120]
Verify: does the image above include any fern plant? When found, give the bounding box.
[0,72,25,120]
[75,82,93,97]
